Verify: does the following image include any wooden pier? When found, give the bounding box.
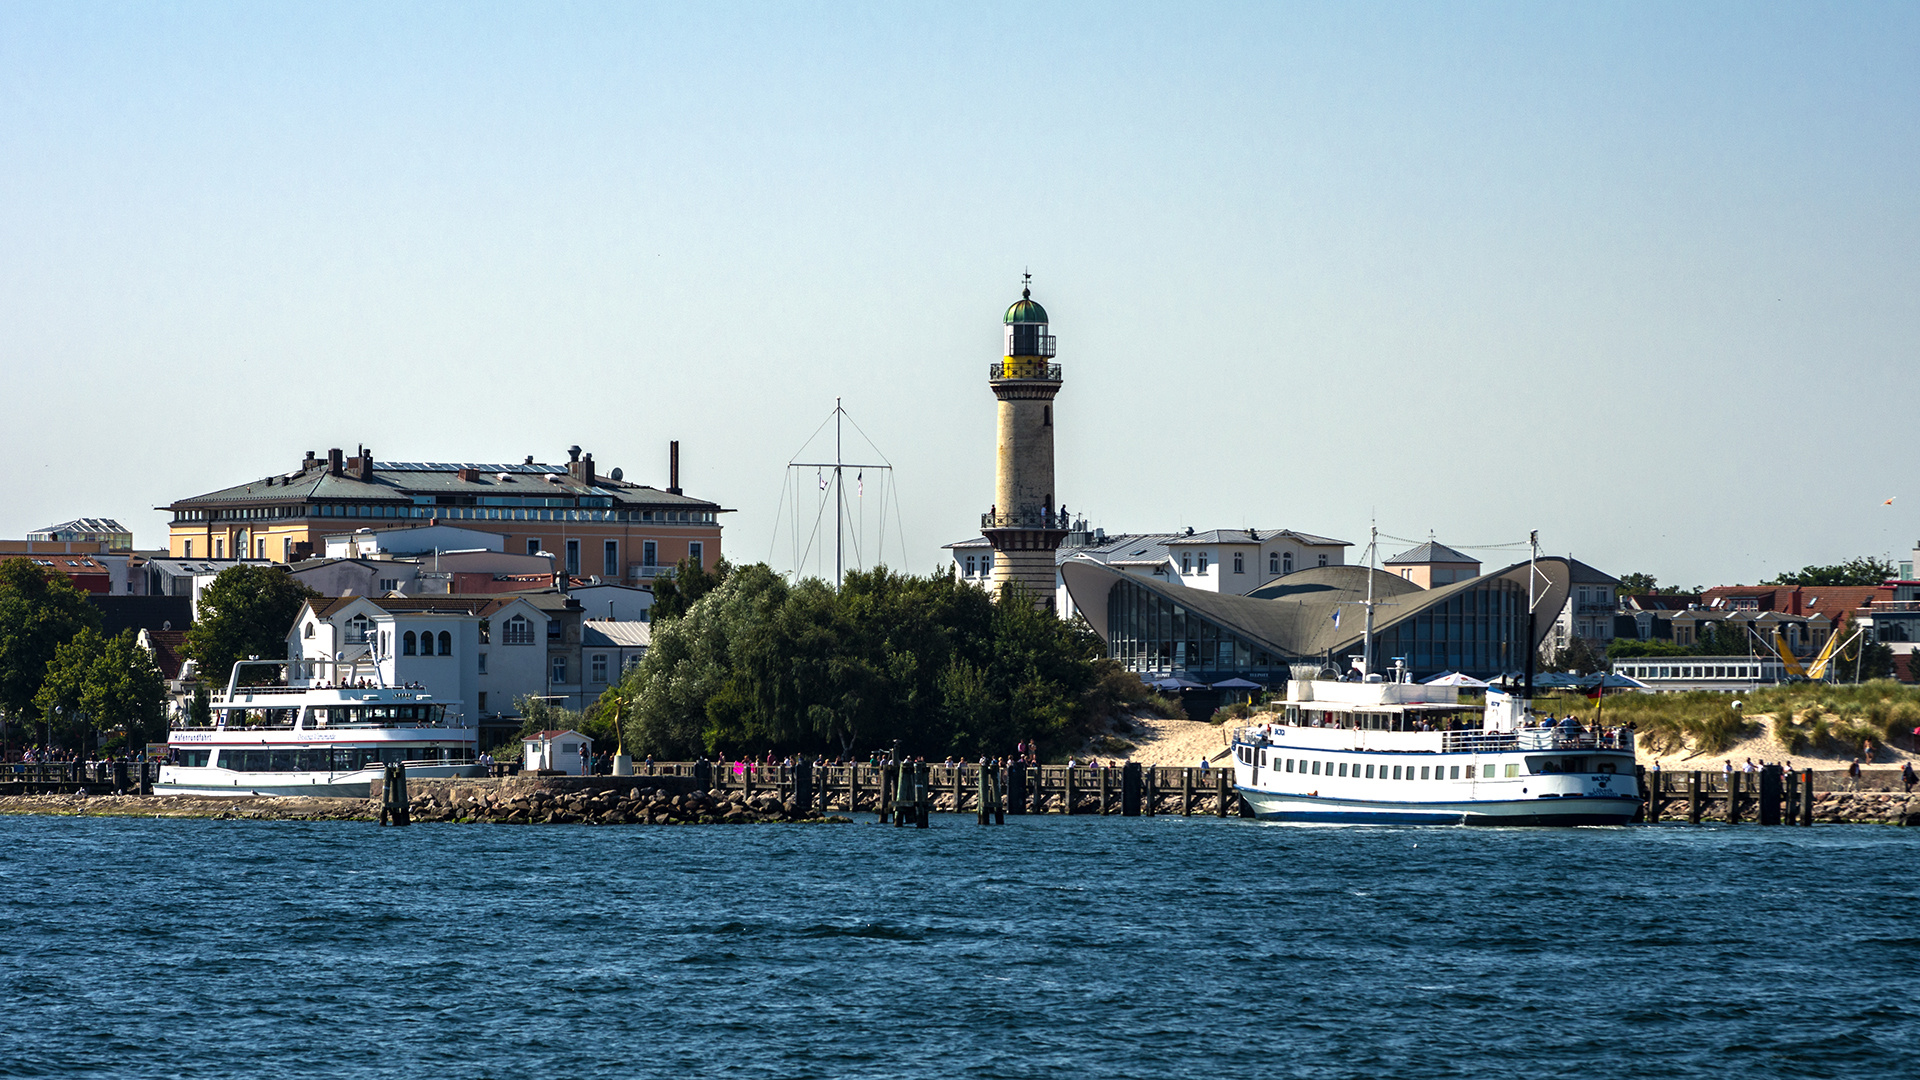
[1638,765,1816,826]
[0,761,157,797]
[632,760,1247,818]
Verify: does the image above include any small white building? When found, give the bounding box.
[524,729,593,775]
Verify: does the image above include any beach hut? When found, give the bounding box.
[523,729,594,776]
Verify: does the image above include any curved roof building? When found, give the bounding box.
[1060,555,1582,684]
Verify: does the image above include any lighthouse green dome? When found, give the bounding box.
[1004,288,1049,325]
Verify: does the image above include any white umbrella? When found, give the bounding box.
[1423,671,1489,688]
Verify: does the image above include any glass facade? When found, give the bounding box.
[1369,578,1529,677]
[1103,575,1531,684]
[1105,578,1292,682]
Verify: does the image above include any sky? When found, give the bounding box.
[2,2,1915,588]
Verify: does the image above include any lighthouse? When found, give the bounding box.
[982,276,1067,608]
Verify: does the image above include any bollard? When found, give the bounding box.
[1121,762,1142,817]
[794,758,814,818]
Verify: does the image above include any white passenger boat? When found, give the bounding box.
[1230,675,1640,825]
[157,659,485,797]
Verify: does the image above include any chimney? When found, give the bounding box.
[457,468,478,482]
[567,451,595,486]
[357,446,375,482]
[302,450,318,472]
[668,440,682,495]
[328,448,344,476]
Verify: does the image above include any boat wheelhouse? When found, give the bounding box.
[156,658,484,797]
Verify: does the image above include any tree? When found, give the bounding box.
[32,627,167,752]
[611,563,1110,761]
[1763,556,1898,588]
[1616,572,1688,597]
[0,559,101,723]
[1548,636,1608,675]
[647,557,731,623]
[184,566,319,687]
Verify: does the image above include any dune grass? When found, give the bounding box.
[1536,681,1920,758]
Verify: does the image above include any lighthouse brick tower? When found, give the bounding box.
[983,276,1067,609]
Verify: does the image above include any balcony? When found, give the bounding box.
[628,564,675,580]
[982,510,1068,531]
[988,361,1062,381]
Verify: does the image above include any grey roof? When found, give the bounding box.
[1164,528,1349,548]
[163,460,725,511]
[1063,556,1579,664]
[1384,541,1478,565]
[143,558,273,576]
[31,518,130,536]
[1565,558,1620,585]
[582,620,652,649]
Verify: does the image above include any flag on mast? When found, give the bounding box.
[857,470,864,497]
[818,468,827,491]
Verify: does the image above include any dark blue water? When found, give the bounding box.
[3,814,1916,1079]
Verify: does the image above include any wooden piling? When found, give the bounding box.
[1726,772,1742,825]
[1800,768,1815,826]
[1215,768,1231,817]
[1182,768,1194,816]
[1145,766,1156,816]
[1759,765,1782,826]
[1099,767,1111,815]
[1063,766,1075,815]
[1688,771,1702,824]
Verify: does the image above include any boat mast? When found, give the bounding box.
[835,397,843,588]
[1362,519,1376,678]
[1524,529,1539,700]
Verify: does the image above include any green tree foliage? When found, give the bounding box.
[647,557,731,623]
[185,566,320,687]
[513,694,620,748]
[1547,636,1608,675]
[613,565,1129,760]
[1606,639,1694,659]
[1616,572,1690,597]
[32,627,168,751]
[0,559,102,722]
[1763,556,1898,588]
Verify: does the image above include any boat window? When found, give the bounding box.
[1483,763,1495,778]
[1505,764,1520,777]
[1311,761,1320,775]
[1258,750,1267,768]
[1405,766,1416,781]
[1450,766,1460,779]
[1338,762,1347,776]
[1365,764,1374,778]
[177,749,211,768]
[1392,765,1401,780]
[1421,766,1431,780]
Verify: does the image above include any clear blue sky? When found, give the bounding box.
[2,2,1914,587]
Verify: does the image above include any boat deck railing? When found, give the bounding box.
[1232,724,1634,754]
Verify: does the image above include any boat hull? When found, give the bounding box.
[155,762,486,799]
[1239,787,1640,826]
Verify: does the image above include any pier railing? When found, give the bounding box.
[1,761,161,795]
[619,760,1246,818]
